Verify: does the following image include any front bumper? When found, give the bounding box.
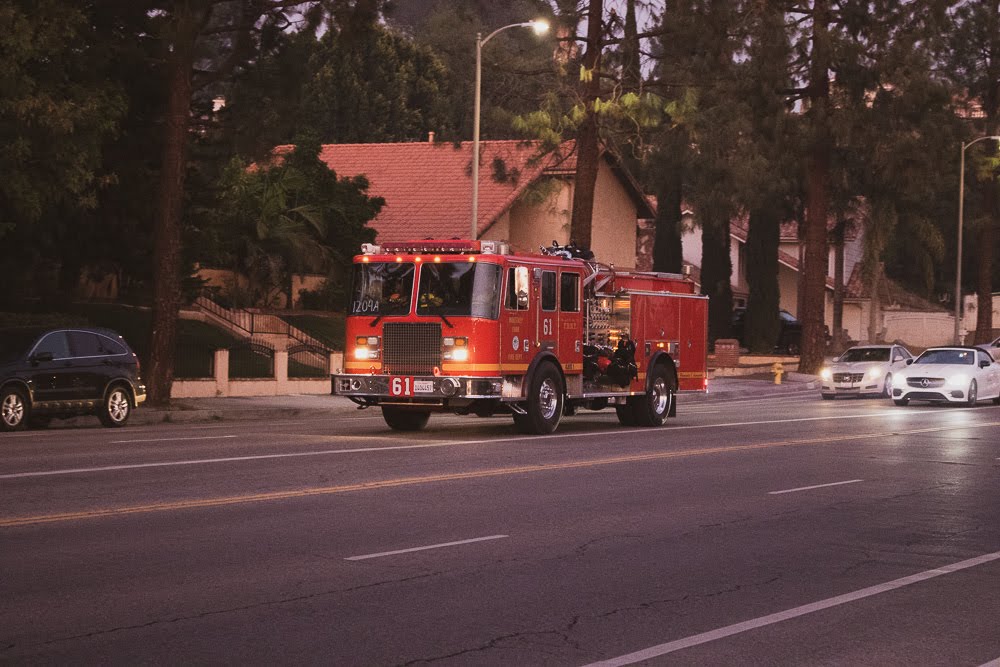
[893,387,967,403]
[332,374,505,401]
[821,381,883,396]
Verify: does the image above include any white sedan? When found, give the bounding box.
[892,346,1000,406]
[819,344,913,399]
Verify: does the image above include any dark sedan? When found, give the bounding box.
[0,327,146,431]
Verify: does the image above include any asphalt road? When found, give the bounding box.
[2,388,1000,665]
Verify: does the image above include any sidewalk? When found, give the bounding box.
[123,373,819,426]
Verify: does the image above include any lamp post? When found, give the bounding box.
[954,135,1000,344]
[471,19,548,239]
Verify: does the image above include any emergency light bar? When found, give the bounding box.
[362,240,509,256]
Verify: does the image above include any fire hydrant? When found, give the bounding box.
[772,362,784,385]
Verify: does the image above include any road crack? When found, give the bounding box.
[2,571,441,653]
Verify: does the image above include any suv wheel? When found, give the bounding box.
[1,387,29,431]
[98,385,132,427]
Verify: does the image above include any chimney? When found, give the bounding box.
[428,131,435,143]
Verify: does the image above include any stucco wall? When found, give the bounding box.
[501,160,638,268]
[590,161,638,269]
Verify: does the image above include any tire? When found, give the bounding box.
[786,337,801,356]
[632,364,674,427]
[382,406,431,431]
[513,362,564,434]
[615,404,636,426]
[882,373,893,398]
[1,387,29,431]
[893,397,909,406]
[966,380,977,407]
[98,384,132,427]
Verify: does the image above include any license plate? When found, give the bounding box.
[413,380,434,393]
[389,376,414,397]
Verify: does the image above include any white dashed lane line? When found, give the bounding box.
[344,535,509,561]
[584,550,1000,666]
[768,479,863,495]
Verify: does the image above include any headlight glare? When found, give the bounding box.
[946,373,968,388]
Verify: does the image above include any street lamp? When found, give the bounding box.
[471,19,549,239]
[954,135,1000,344]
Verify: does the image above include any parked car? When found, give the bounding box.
[731,308,803,354]
[819,344,913,399]
[0,327,146,431]
[974,336,1000,360]
[891,346,1000,407]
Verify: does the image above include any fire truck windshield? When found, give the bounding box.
[350,262,415,316]
[416,262,501,319]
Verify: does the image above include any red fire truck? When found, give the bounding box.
[331,239,708,434]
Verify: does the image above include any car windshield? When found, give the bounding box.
[350,262,415,317]
[0,329,44,364]
[416,262,502,319]
[914,349,974,365]
[839,348,889,363]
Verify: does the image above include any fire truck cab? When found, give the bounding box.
[331,239,708,434]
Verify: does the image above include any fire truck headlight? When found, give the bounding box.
[443,336,469,361]
[353,335,381,360]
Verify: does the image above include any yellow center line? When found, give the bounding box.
[3,421,998,528]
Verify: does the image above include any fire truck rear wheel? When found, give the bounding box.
[615,404,636,426]
[381,406,431,431]
[514,362,564,434]
[633,364,674,427]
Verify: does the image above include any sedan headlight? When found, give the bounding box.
[946,373,968,388]
[867,367,883,379]
[820,368,832,381]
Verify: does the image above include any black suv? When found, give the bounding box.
[731,308,803,354]
[0,327,146,431]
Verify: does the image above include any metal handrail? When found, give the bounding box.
[194,292,330,350]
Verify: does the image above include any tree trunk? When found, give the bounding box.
[146,2,200,405]
[799,0,832,373]
[652,170,683,273]
[832,219,845,350]
[745,207,780,353]
[867,262,882,344]
[568,0,603,251]
[974,164,998,344]
[702,213,734,344]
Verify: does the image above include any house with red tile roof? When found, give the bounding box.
[290,138,655,270]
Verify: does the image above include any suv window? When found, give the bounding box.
[33,331,71,359]
[98,334,127,355]
[69,331,103,357]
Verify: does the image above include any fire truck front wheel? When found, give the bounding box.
[633,364,675,427]
[381,406,431,431]
[513,362,564,435]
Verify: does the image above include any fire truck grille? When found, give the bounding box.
[383,323,441,375]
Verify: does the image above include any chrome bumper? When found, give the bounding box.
[332,374,504,400]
